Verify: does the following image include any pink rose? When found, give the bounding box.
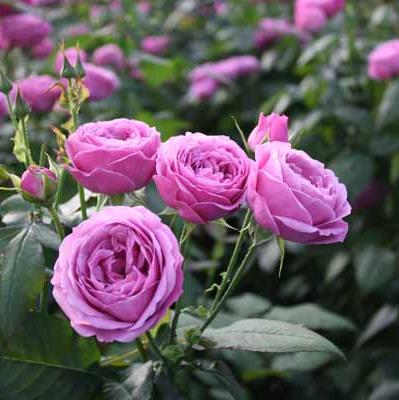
[141,35,170,55]
[248,142,351,244]
[0,93,7,119]
[20,166,57,203]
[0,4,15,17]
[66,118,161,195]
[295,0,345,32]
[0,13,51,49]
[92,44,125,70]
[10,75,61,113]
[189,78,219,100]
[368,39,399,80]
[54,47,88,74]
[31,37,53,59]
[254,18,298,49]
[154,132,251,224]
[51,206,183,342]
[137,1,151,14]
[81,63,120,101]
[248,113,289,150]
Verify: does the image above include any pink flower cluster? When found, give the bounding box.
[294,0,346,33]
[188,55,260,100]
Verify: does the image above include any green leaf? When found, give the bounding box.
[377,81,399,129]
[0,225,25,251]
[271,352,335,372]
[226,294,272,317]
[369,381,399,400]
[200,319,344,358]
[264,303,356,332]
[106,362,154,400]
[0,226,44,338]
[297,34,337,67]
[355,245,396,293]
[32,223,61,250]
[12,121,29,165]
[0,313,100,400]
[0,194,34,225]
[140,58,178,87]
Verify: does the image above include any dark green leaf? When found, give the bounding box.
[377,82,399,129]
[32,223,61,250]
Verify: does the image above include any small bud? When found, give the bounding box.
[20,166,58,205]
[0,70,13,94]
[60,54,78,79]
[75,53,86,78]
[14,88,30,120]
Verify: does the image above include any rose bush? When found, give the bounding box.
[51,206,183,342]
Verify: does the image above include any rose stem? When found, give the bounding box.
[48,205,65,239]
[200,243,257,333]
[169,223,192,344]
[209,209,251,314]
[77,183,88,220]
[135,337,149,362]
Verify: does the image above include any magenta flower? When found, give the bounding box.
[32,38,53,59]
[154,132,251,224]
[368,39,399,80]
[295,0,345,32]
[92,44,125,70]
[141,35,171,55]
[51,206,183,342]
[10,75,61,113]
[0,13,51,49]
[247,142,351,244]
[248,113,289,151]
[20,166,57,203]
[66,118,161,195]
[82,63,120,101]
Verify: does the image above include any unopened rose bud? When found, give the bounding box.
[20,166,57,205]
[60,54,78,79]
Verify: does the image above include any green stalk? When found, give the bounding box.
[200,244,256,333]
[145,331,165,362]
[209,209,251,313]
[78,183,88,220]
[48,206,65,239]
[135,337,149,362]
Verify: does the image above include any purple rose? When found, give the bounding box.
[141,35,170,55]
[247,142,351,244]
[368,39,399,80]
[51,206,183,342]
[31,37,53,59]
[154,132,251,224]
[0,93,8,120]
[254,18,299,49]
[66,118,161,195]
[54,47,88,74]
[189,78,219,100]
[10,75,61,113]
[295,0,345,33]
[248,113,289,151]
[92,44,125,70]
[0,13,51,49]
[81,63,120,101]
[20,166,57,203]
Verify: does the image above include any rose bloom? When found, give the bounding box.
[0,13,51,48]
[54,47,88,74]
[32,38,53,59]
[141,35,170,55]
[82,63,120,101]
[92,44,125,70]
[154,132,251,224]
[368,39,399,80]
[295,0,345,32]
[11,75,61,113]
[0,93,8,120]
[51,206,183,342]
[248,142,351,244]
[248,113,289,150]
[66,118,161,195]
[254,18,299,49]
[189,78,219,100]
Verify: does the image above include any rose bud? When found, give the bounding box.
[368,39,399,80]
[65,118,161,195]
[141,35,171,55]
[248,113,289,151]
[10,75,62,113]
[20,166,58,205]
[247,142,351,244]
[0,13,52,49]
[154,132,251,224]
[51,206,183,342]
[54,47,88,74]
[81,63,119,101]
[92,44,125,70]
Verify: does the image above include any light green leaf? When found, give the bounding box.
[200,319,344,358]
[227,294,272,317]
[31,223,61,250]
[377,81,399,129]
[271,352,335,372]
